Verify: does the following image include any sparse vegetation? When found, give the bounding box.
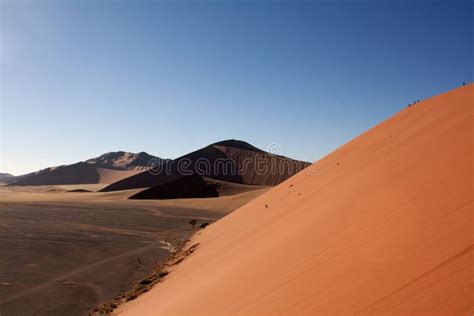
[92,240,201,315]
[199,222,209,229]
[158,271,169,278]
[139,278,153,285]
[189,219,197,228]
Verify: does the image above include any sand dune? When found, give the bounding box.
[129,175,267,200]
[8,162,142,186]
[101,140,310,192]
[7,151,163,186]
[117,85,473,315]
[95,166,143,184]
[85,151,168,171]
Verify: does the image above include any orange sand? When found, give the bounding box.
[117,85,473,315]
[95,167,143,184]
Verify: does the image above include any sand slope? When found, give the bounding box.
[101,140,310,192]
[129,175,266,200]
[7,151,162,186]
[117,85,473,316]
[9,162,142,186]
[85,151,167,171]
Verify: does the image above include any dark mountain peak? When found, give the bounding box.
[85,151,163,171]
[210,139,264,153]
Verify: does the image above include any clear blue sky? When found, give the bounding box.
[1,0,472,175]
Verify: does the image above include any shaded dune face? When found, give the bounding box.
[8,162,100,185]
[7,151,163,186]
[211,145,310,185]
[8,163,142,186]
[101,140,310,192]
[129,175,266,200]
[129,175,219,199]
[116,85,473,316]
[85,151,165,171]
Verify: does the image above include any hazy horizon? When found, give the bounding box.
[1,0,472,175]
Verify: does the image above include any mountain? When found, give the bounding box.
[8,151,166,186]
[117,85,473,315]
[100,139,311,192]
[85,151,168,171]
[7,162,143,186]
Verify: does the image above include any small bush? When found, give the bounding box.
[139,278,152,285]
[158,271,169,278]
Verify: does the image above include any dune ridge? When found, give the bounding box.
[0,173,14,181]
[8,162,143,186]
[7,151,164,186]
[116,84,473,316]
[129,175,266,200]
[101,139,310,192]
[85,151,167,171]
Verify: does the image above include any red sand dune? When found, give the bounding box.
[117,85,473,315]
[8,151,161,186]
[8,162,142,186]
[101,140,310,192]
[129,175,266,200]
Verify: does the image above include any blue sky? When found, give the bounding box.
[0,0,472,175]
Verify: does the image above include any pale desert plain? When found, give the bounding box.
[115,84,473,315]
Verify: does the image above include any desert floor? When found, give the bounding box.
[0,184,267,315]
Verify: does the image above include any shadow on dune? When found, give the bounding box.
[129,175,219,200]
[101,140,310,192]
[9,162,100,186]
[129,174,267,200]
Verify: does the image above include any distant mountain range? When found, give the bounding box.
[7,140,310,199]
[118,85,474,316]
[100,139,310,193]
[7,151,166,186]
[85,151,169,171]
